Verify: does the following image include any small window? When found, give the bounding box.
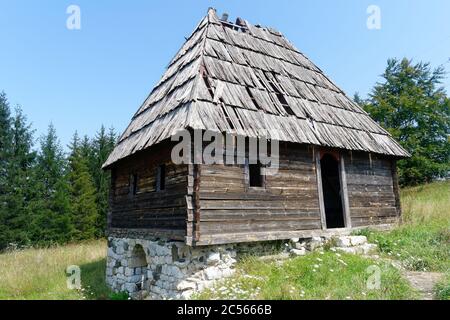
[156,165,166,191]
[130,173,138,195]
[248,161,264,188]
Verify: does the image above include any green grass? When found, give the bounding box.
[434,273,450,300]
[195,251,417,300]
[0,240,114,300]
[356,182,450,273]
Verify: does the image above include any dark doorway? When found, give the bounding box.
[320,154,345,228]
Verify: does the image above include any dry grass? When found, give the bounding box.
[401,181,450,224]
[0,240,109,300]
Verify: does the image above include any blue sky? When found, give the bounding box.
[0,0,449,148]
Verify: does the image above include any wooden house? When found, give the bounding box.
[103,8,410,249]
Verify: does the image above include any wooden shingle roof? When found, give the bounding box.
[103,8,409,168]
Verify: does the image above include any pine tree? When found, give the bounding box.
[91,126,117,236]
[0,97,36,249]
[67,133,98,240]
[0,93,13,249]
[7,107,36,246]
[30,124,73,245]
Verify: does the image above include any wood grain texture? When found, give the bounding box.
[345,151,399,227]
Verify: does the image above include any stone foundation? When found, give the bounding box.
[106,234,377,300]
[106,237,238,300]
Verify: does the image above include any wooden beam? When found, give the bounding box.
[391,160,402,220]
[314,148,327,230]
[339,153,352,228]
[194,224,396,246]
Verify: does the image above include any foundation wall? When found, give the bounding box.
[106,235,314,300]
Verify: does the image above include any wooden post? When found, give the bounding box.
[339,153,352,229]
[391,160,402,221]
[107,169,115,231]
[193,163,201,244]
[314,148,327,230]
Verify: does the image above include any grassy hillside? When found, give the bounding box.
[361,181,449,273]
[0,241,111,300]
[0,182,448,300]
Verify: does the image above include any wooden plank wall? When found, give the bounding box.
[109,142,188,239]
[344,151,400,227]
[196,143,322,245]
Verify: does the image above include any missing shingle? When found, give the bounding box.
[201,65,215,99]
[264,72,296,116]
[245,87,261,110]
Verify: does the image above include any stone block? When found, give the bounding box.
[335,236,352,248]
[350,236,368,246]
[124,267,134,277]
[204,267,222,280]
[176,280,196,291]
[361,243,378,255]
[206,252,221,265]
[290,248,307,256]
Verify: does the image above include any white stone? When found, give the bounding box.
[290,238,300,243]
[361,243,378,255]
[206,252,221,265]
[176,280,196,291]
[350,236,367,246]
[294,242,306,250]
[181,290,194,300]
[335,236,352,248]
[290,248,307,256]
[204,267,222,280]
[335,246,363,255]
[307,237,323,251]
[221,268,235,278]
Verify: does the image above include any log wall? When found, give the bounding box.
[194,143,322,245]
[109,142,188,240]
[344,151,400,227]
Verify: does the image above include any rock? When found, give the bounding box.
[181,290,194,300]
[361,243,378,255]
[290,248,307,256]
[350,236,367,246]
[206,252,221,265]
[290,238,300,243]
[124,283,137,293]
[221,268,235,278]
[335,236,368,248]
[307,237,323,251]
[294,242,306,250]
[204,267,222,280]
[176,280,196,291]
[335,247,360,255]
[335,236,352,248]
[124,267,134,277]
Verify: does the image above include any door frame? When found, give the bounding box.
[315,148,351,230]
